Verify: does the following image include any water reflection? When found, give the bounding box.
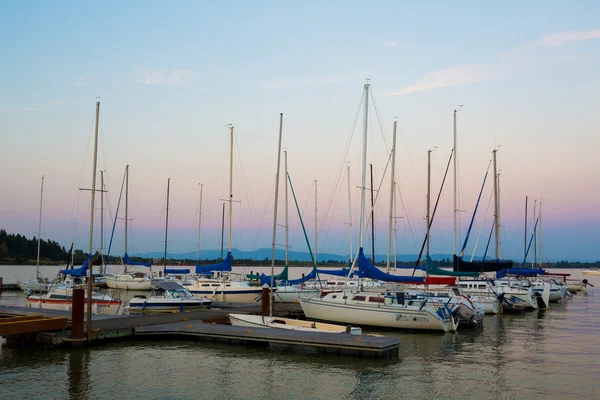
[67,349,90,400]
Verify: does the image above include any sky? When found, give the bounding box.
[1,1,599,262]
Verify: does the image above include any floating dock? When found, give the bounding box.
[0,304,399,358]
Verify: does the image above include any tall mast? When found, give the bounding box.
[498,172,502,259]
[163,178,170,269]
[228,125,234,254]
[87,100,100,341]
[196,183,203,263]
[426,149,431,255]
[531,200,537,268]
[539,200,543,268]
[386,120,397,273]
[270,113,284,317]
[314,180,318,265]
[100,170,104,273]
[36,176,44,279]
[524,196,528,261]
[284,150,289,267]
[453,109,458,257]
[220,203,225,260]
[124,165,129,273]
[346,165,353,263]
[493,149,499,260]
[369,163,375,261]
[359,82,370,248]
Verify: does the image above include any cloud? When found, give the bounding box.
[133,69,195,86]
[264,68,375,89]
[72,77,92,87]
[21,99,68,112]
[382,64,494,96]
[517,29,600,50]
[384,41,398,48]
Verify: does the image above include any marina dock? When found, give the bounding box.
[0,304,400,358]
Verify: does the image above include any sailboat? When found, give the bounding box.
[27,101,123,315]
[299,84,460,332]
[19,176,53,293]
[104,165,153,290]
[452,117,513,272]
[185,125,263,302]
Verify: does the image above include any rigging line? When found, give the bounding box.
[411,150,454,276]
[249,175,276,251]
[470,184,494,262]
[369,90,390,153]
[317,167,348,254]
[395,177,419,253]
[459,159,492,258]
[233,131,256,229]
[318,90,364,236]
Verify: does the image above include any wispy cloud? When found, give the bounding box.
[384,28,600,96]
[21,99,68,112]
[264,68,375,89]
[72,77,92,87]
[384,40,398,48]
[382,64,494,96]
[133,69,195,86]
[517,29,600,50]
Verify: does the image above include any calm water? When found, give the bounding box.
[1,266,599,399]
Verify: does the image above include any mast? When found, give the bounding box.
[284,150,289,267]
[493,149,499,260]
[100,170,104,273]
[531,200,537,268]
[228,125,233,254]
[359,83,370,248]
[196,183,203,263]
[163,178,170,269]
[453,109,457,257]
[524,196,528,262]
[370,163,375,262]
[386,120,397,273]
[87,100,100,341]
[539,200,543,268]
[220,203,225,260]
[125,165,129,256]
[346,165,353,263]
[314,180,318,265]
[426,149,431,255]
[498,172,502,259]
[36,176,44,279]
[270,113,284,317]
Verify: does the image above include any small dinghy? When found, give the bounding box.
[229,313,362,334]
[127,280,212,313]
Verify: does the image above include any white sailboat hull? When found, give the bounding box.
[186,282,263,303]
[273,286,322,303]
[105,275,152,290]
[26,297,122,315]
[299,296,458,332]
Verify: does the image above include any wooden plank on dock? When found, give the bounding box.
[0,317,67,335]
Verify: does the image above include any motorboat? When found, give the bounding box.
[127,280,212,313]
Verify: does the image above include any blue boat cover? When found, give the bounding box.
[124,253,151,267]
[425,255,479,277]
[356,248,425,283]
[286,267,318,285]
[61,256,90,277]
[496,267,546,279]
[260,273,277,287]
[317,268,354,278]
[164,268,190,275]
[195,252,233,274]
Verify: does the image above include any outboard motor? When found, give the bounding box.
[532,291,547,309]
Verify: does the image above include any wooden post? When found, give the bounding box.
[261,286,270,316]
[0,277,3,295]
[71,288,85,344]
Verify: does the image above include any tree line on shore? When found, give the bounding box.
[1,229,598,268]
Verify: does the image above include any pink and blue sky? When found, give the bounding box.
[1,1,598,261]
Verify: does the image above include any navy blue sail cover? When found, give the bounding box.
[195,252,233,274]
[355,248,425,283]
[124,253,151,267]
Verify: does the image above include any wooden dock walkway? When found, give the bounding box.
[135,321,399,357]
[0,304,400,357]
